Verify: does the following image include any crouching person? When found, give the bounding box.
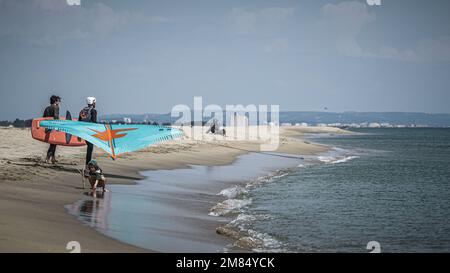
[87,160,108,193]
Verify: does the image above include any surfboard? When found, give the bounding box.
[32,114,87,146]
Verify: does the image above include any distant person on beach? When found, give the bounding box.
[43,95,61,164]
[87,160,108,193]
[79,96,97,177]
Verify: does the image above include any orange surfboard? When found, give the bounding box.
[32,117,86,146]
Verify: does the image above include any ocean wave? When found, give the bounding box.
[332,155,359,164]
[247,229,285,252]
[209,198,252,217]
[211,168,295,251]
[244,169,291,189]
[317,155,359,164]
[219,213,286,252]
[217,186,248,199]
[229,213,272,226]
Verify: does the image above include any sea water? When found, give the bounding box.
[67,128,450,252]
[232,128,450,252]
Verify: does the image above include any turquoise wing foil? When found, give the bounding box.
[39,120,183,159]
[109,124,183,156]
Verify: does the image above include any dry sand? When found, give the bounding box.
[0,125,349,252]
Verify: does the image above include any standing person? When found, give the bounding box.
[79,96,98,177]
[43,95,61,164]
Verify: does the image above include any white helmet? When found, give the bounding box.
[86,96,96,105]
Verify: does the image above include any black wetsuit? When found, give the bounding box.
[79,107,97,165]
[43,104,60,159]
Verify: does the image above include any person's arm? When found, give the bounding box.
[91,109,97,123]
[92,180,99,191]
[92,170,102,190]
[43,106,49,118]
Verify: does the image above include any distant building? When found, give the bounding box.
[327,123,342,127]
[123,117,132,124]
[368,122,381,128]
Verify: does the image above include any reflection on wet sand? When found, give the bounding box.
[66,191,112,231]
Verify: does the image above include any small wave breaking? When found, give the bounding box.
[318,155,359,164]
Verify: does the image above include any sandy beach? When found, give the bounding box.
[0,125,349,252]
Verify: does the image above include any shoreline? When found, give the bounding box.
[0,126,349,252]
[67,152,306,252]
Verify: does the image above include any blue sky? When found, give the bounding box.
[1,0,450,120]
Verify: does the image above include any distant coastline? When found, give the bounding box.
[3,111,450,129]
[99,111,450,128]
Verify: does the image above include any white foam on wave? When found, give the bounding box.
[317,156,336,163]
[210,170,291,217]
[210,165,296,251]
[227,213,286,252]
[318,155,359,164]
[229,213,272,226]
[332,155,359,164]
[209,198,252,217]
[245,170,291,189]
[247,229,285,252]
[217,186,248,199]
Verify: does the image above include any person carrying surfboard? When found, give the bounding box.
[43,95,61,164]
[79,96,98,177]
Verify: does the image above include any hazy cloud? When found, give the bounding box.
[321,1,376,57]
[415,36,450,62]
[228,7,295,35]
[321,1,450,62]
[32,0,68,12]
[0,1,172,46]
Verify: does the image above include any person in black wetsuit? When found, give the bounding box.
[43,95,61,164]
[79,96,98,177]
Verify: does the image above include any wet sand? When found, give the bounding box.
[67,153,304,252]
[0,125,348,252]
